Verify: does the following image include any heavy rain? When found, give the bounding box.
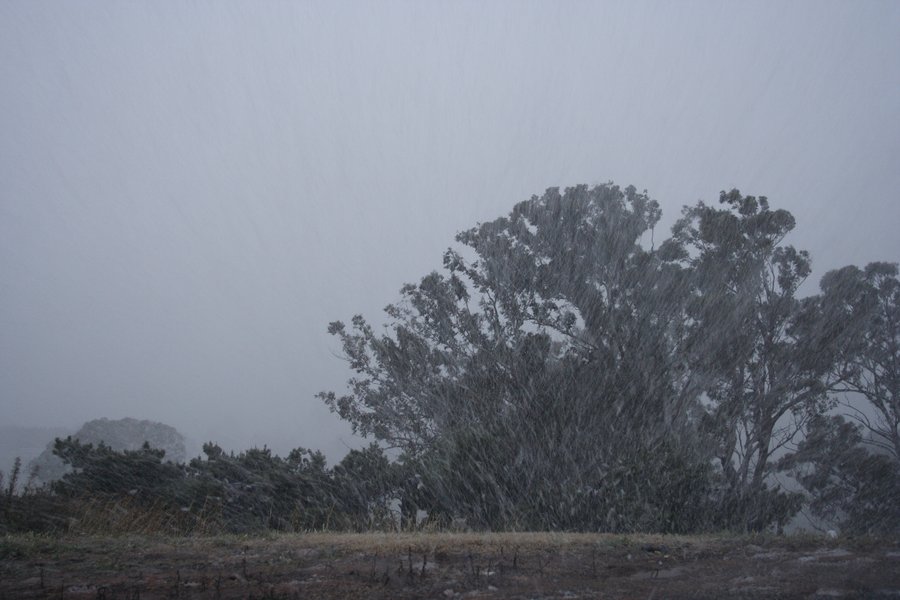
[1,2,899,598]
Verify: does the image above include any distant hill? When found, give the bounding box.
[28,417,187,485]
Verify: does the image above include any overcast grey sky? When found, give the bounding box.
[2,1,898,461]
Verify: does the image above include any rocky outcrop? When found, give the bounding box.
[29,417,186,484]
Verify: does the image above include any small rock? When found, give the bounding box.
[66,585,98,596]
[487,585,498,591]
[814,588,851,598]
[443,589,455,598]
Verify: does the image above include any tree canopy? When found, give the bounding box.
[321,182,898,533]
[2,182,896,536]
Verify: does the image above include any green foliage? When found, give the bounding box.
[780,415,900,534]
[321,183,830,533]
[416,430,719,533]
[182,442,399,533]
[319,183,896,534]
[30,417,187,486]
[820,262,900,461]
[5,183,894,537]
[2,438,402,535]
[786,262,900,534]
[331,443,398,530]
[0,457,67,534]
[53,437,185,501]
[661,190,840,530]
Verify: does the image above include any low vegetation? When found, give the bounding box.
[2,531,899,599]
[2,183,898,542]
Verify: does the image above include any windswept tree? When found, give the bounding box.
[660,190,845,529]
[331,443,397,530]
[820,262,900,460]
[319,183,873,532]
[779,414,900,534]
[320,183,719,531]
[778,263,900,534]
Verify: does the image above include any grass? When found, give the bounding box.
[0,528,863,561]
[3,529,897,599]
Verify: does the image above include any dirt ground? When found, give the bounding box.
[2,531,899,599]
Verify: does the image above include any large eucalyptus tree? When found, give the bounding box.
[659,190,844,529]
[320,183,714,531]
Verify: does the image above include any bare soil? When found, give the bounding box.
[2,531,899,599]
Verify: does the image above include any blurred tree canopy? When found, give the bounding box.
[321,183,898,533]
[3,183,896,536]
[779,415,900,535]
[779,262,900,534]
[0,438,398,535]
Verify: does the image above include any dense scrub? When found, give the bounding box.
[1,440,396,535]
[3,183,898,537]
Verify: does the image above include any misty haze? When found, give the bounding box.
[1,2,899,598]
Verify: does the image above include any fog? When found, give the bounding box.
[2,1,898,462]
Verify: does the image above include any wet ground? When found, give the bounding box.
[2,531,899,599]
